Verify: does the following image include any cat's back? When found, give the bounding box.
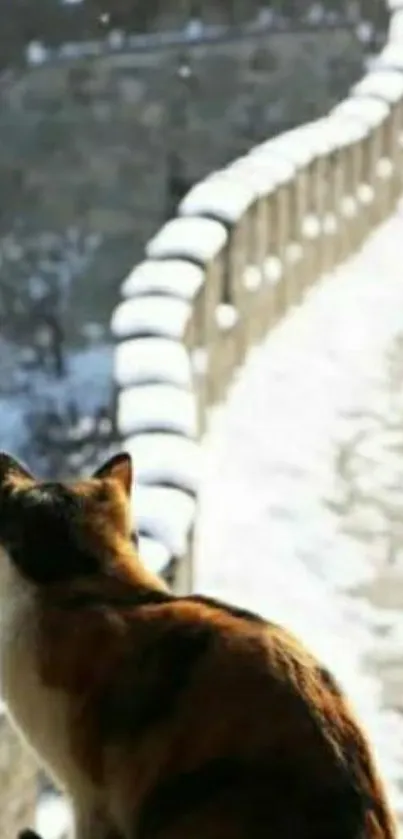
[102,593,396,839]
[32,586,397,839]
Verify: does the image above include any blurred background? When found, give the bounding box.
[0,0,385,481]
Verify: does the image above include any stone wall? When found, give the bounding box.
[0,25,363,335]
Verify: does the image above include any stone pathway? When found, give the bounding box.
[196,203,403,832]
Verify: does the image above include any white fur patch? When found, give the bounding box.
[0,548,92,798]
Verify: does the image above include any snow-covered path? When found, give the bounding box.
[196,204,403,830]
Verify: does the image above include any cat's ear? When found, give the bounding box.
[0,452,33,486]
[93,452,133,497]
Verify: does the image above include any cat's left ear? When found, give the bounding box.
[0,452,33,487]
[93,452,133,497]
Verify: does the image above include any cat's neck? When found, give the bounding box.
[41,545,171,613]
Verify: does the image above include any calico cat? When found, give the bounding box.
[0,451,396,839]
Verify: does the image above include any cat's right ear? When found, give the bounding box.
[93,452,133,497]
[0,452,33,487]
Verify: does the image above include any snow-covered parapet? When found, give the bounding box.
[333,96,390,127]
[111,295,192,344]
[117,383,197,438]
[352,68,403,103]
[114,337,192,389]
[389,8,403,41]
[179,173,256,227]
[110,0,403,594]
[146,215,227,264]
[121,259,204,301]
[374,42,403,72]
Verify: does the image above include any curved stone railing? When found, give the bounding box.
[110,0,403,594]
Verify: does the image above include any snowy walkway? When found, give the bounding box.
[196,203,403,830]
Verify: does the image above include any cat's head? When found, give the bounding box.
[0,451,134,587]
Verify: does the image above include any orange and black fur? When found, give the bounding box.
[0,451,396,839]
